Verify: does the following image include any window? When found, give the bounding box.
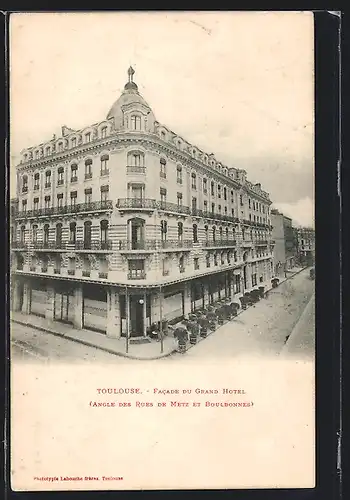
[44,195,51,210]
[131,115,141,131]
[20,225,26,243]
[249,199,251,209]
[203,178,207,193]
[71,164,78,182]
[161,130,166,140]
[191,172,197,189]
[45,170,51,188]
[231,190,234,203]
[240,195,243,206]
[32,225,38,242]
[70,191,77,207]
[219,227,223,240]
[218,205,222,214]
[179,256,185,273]
[128,259,145,279]
[192,197,197,214]
[217,185,221,198]
[206,254,210,268]
[211,181,215,196]
[177,192,183,207]
[100,185,109,203]
[22,176,28,193]
[101,127,107,139]
[57,193,64,208]
[204,225,209,241]
[57,167,64,185]
[33,198,39,211]
[211,203,215,214]
[227,252,231,264]
[160,158,167,178]
[101,154,109,175]
[56,223,62,246]
[100,220,109,244]
[231,208,235,217]
[128,151,145,167]
[214,254,218,266]
[212,226,216,242]
[249,214,252,221]
[194,258,199,270]
[193,224,198,243]
[45,146,50,156]
[71,137,77,148]
[22,199,27,213]
[221,252,225,265]
[85,188,92,204]
[58,142,63,152]
[224,206,227,215]
[204,200,208,213]
[160,220,167,242]
[226,227,229,240]
[223,187,227,201]
[69,222,76,243]
[84,221,92,248]
[34,173,40,190]
[178,222,183,241]
[85,159,92,179]
[85,132,91,143]
[160,187,167,205]
[43,224,49,245]
[176,165,182,184]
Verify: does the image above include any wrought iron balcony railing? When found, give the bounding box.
[67,269,75,275]
[160,239,193,249]
[82,270,91,277]
[254,239,268,245]
[11,241,27,249]
[41,266,48,272]
[128,270,146,280]
[29,266,36,272]
[159,201,191,215]
[14,200,113,219]
[75,240,113,251]
[54,269,61,274]
[98,272,108,279]
[84,173,93,180]
[118,240,158,251]
[100,169,110,176]
[204,239,237,248]
[117,198,158,210]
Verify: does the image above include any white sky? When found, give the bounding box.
[9,11,314,226]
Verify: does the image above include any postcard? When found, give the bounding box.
[9,11,315,491]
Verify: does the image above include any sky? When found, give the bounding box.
[9,11,314,227]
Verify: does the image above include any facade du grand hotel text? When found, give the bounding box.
[10,68,275,338]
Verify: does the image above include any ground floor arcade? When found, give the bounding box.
[11,259,273,339]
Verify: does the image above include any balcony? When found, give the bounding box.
[241,239,253,247]
[11,241,27,249]
[22,186,28,193]
[204,239,237,248]
[84,173,92,180]
[255,239,268,246]
[179,266,185,274]
[45,183,51,189]
[14,200,113,219]
[160,239,193,250]
[57,179,64,186]
[41,266,48,272]
[117,198,158,210]
[98,272,108,279]
[128,270,146,280]
[70,176,78,183]
[126,165,146,174]
[29,266,36,272]
[159,201,191,215]
[162,270,170,276]
[82,270,91,277]
[75,240,113,251]
[67,269,75,276]
[160,172,167,179]
[118,240,158,251]
[34,185,40,191]
[100,169,110,177]
[54,269,61,274]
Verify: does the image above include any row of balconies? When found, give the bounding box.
[14,200,113,219]
[12,237,272,253]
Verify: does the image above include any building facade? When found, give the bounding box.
[11,67,275,338]
[271,209,297,275]
[295,227,315,266]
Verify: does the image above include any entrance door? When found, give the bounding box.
[129,296,144,336]
[243,266,247,290]
[54,292,74,324]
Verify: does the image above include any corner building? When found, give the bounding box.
[11,68,275,338]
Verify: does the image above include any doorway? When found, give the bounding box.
[129,295,144,336]
[54,291,74,324]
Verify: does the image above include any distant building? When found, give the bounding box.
[295,227,315,266]
[271,209,298,275]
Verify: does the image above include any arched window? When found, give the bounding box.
[34,172,40,190]
[56,223,62,246]
[84,221,92,249]
[193,224,198,243]
[43,224,49,245]
[131,115,142,131]
[45,170,51,188]
[45,146,51,156]
[32,224,38,243]
[191,172,197,189]
[58,142,64,152]
[223,187,227,200]
[22,175,28,193]
[176,165,182,184]
[177,222,183,242]
[211,181,215,196]
[225,227,229,240]
[160,220,167,242]
[160,130,166,140]
[204,224,209,241]
[212,226,216,242]
[219,227,223,240]
[69,222,76,244]
[127,151,145,167]
[100,220,109,247]
[160,157,167,178]
[20,225,25,243]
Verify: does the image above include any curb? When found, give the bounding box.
[11,319,177,361]
[280,291,315,356]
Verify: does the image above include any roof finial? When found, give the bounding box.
[128,66,135,83]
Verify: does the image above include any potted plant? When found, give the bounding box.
[198,316,209,337]
[229,302,240,316]
[239,296,247,310]
[271,277,279,288]
[258,286,265,299]
[244,292,253,306]
[188,321,200,344]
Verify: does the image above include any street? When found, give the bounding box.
[10,269,315,363]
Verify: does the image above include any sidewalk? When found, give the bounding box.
[11,312,177,360]
[11,266,308,360]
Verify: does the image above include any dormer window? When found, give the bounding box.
[101,127,107,138]
[161,130,166,140]
[45,146,50,156]
[58,142,63,152]
[34,173,40,190]
[131,115,141,131]
[85,132,91,143]
[35,150,40,159]
[71,137,77,148]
